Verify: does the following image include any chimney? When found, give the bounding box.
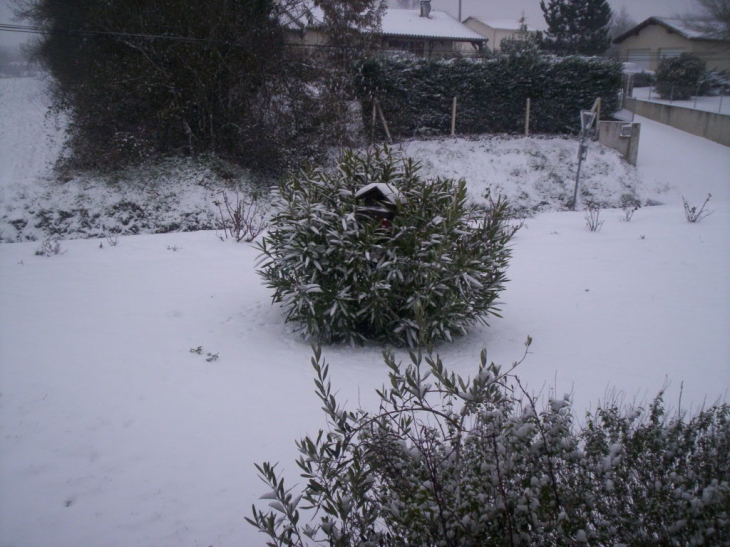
[419,0,431,18]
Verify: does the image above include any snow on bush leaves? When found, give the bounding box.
[256,146,515,347]
[248,346,730,547]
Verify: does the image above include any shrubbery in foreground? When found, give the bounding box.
[257,147,514,347]
[248,345,730,547]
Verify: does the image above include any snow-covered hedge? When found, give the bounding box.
[357,55,622,138]
[249,346,730,546]
[256,146,514,347]
[656,53,706,100]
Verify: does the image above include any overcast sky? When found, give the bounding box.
[0,0,703,48]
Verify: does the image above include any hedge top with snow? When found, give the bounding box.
[357,55,623,138]
[256,146,515,347]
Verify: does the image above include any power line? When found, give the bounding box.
[0,23,239,45]
[2,22,729,63]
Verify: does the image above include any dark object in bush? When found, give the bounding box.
[256,146,514,347]
[357,55,622,138]
[655,53,706,100]
[248,345,730,547]
[632,70,654,88]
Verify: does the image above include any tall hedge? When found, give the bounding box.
[357,55,622,138]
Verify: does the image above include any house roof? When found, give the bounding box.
[281,3,485,42]
[463,16,536,32]
[381,9,485,41]
[355,182,406,205]
[613,17,729,44]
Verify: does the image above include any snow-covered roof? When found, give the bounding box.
[655,17,727,40]
[464,16,536,32]
[613,17,729,44]
[282,4,484,41]
[381,9,485,41]
[355,182,406,205]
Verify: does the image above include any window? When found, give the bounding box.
[659,48,685,59]
[386,39,425,55]
[626,49,651,71]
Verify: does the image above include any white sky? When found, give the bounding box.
[0,0,702,48]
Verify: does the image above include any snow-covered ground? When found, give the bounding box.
[0,79,667,243]
[632,85,730,116]
[0,76,729,547]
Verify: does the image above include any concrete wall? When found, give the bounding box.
[463,18,534,51]
[463,19,496,49]
[598,121,641,165]
[625,97,730,147]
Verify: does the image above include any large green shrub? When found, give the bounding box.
[256,147,514,347]
[655,53,707,100]
[357,55,622,138]
[248,346,730,547]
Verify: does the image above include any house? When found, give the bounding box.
[613,17,730,72]
[379,4,486,57]
[462,17,537,52]
[279,2,328,46]
[281,0,486,57]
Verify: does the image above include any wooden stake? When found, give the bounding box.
[371,101,377,144]
[376,101,392,143]
[590,97,601,138]
[525,98,531,136]
[451,96,457,137]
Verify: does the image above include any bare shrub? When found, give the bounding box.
[620,205,639,222]
[106,233,120,247]
[683,193,713,223]
[35,238,65,256]
[214,191,267,243]
[584,203,605,232]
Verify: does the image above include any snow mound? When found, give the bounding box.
[398,135,648,216]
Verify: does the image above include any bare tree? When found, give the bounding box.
[683,0,730,40]
[606,6,636,57]
[609,6,636,38]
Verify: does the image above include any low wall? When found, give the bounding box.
[598,121,640,165]
[624,98,730,147]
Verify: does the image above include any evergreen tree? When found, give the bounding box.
[16,0,321,173]
[540,0,612,56]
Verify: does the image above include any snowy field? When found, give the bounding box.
[0,76,729,547]
[632,85,730,116]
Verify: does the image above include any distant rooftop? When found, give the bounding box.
[464,16,536,32]
[280,3,485,41]
[382,9,485,40]
[614,16,729,43]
